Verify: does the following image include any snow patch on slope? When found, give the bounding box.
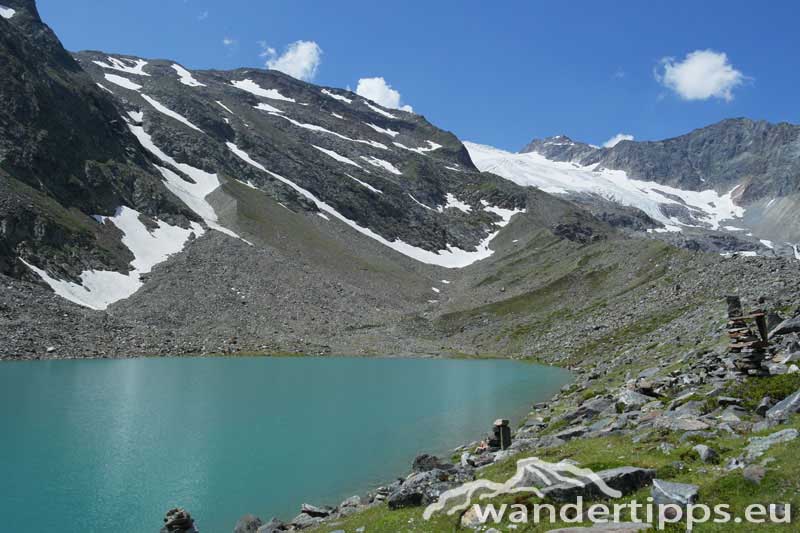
[93,57,150,76]
[346,173,382,194]
[254,102,284,113]
[172,64,205,87]
[466,142,744,231]
[321,89,352,103]
[366,123,399,137]
[227,144,523,268]
[128,124,245,241]
[216,101,234,114]
[232,79,295,102]
[439,193,471,213]
[394,141,442,154]
[363,101,397,119]
[141,94,203,132]
[0,5,16,19]
[269,113,388,149]
[104,73,142,91]
[360,156,401,175]
[22,207,201,310]
[312,145,363,169]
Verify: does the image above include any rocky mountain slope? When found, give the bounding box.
[2,0,800,360]
[507,120,800,256]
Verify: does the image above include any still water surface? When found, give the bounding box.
[0,356,571,532]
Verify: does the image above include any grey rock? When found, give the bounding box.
[744,429,799,461]
[290,513,322,530]
[233,514,263,533]
[766,389,800,420]
[300,503,333,517]
[255,518,286,533]
[616,390,651,412]
[770,316,800,338]
[693,444,719,464]
[651,479,699,507]
[552,424,588,441]
[756,396,775,416]
[564,397,614,422]
[386,469,463,510]
[654,416,710,432]
[716,396,743,406]
[743,465,767,484]
[412,454,453,472]
[161,508,198,533]
[752,419,779,433]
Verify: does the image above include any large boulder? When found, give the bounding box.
[289,513,322,530]
[765,389,800,420]
[299,504,332,518]
[542,467,655,502]
[770,316,800,338]
[693,444,719,464]
[387,469,464,510]
[337,495,362,517]
[233,514,263,533]
[616,390,651,412]
[564,397,614,422]
[412,454,454,472]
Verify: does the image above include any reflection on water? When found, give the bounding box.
[0,356,571,532]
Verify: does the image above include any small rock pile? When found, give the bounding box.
[160,508,198,533]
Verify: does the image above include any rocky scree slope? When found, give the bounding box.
[1,1,569,357]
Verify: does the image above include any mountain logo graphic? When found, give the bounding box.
[423,457,623,520]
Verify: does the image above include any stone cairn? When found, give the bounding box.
[727,296,770,376]
[161,508,198,533]
[487,419,512,451]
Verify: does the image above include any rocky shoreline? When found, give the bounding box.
[191,304,800,533]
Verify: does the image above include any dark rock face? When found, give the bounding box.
[70,50,527,258]
[0,1,193,279]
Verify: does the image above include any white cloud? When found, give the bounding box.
[603,133,634,148]
[355,77,413,112]
[264,40,322,81]
[222,37,237,47]
[257,41,276,58]
[656,49,746,102]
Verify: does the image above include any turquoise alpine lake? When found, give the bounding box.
[0,356,571,532]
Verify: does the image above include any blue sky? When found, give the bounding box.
[38,0,800,151]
